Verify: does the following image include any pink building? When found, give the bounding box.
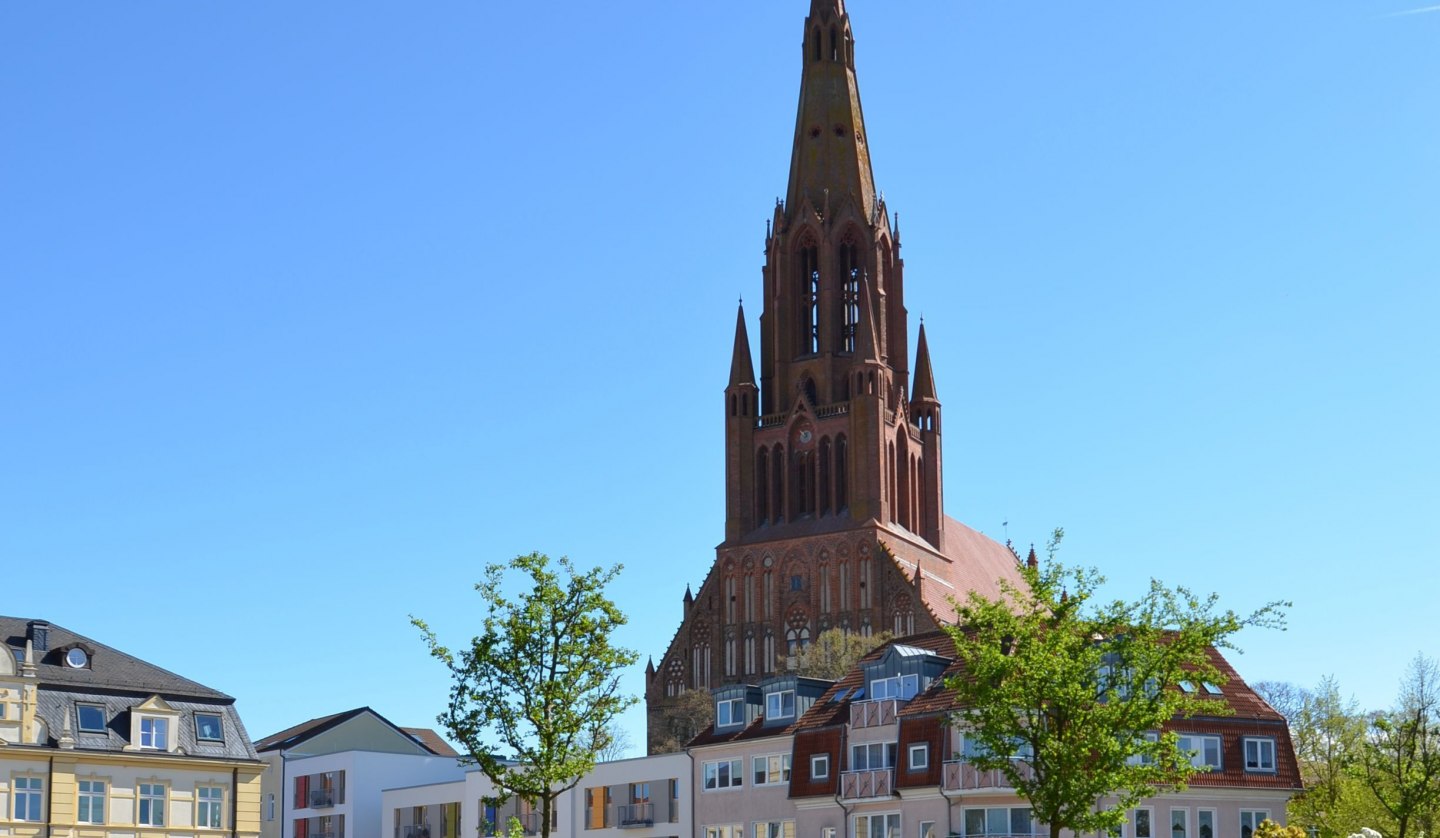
[690,632,1300,838]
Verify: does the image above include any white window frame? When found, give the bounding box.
[755,821,795,838]
[1170,808,1189,838]
[919,822,936,838]
[139,716,170,750]
[13,776,44,822]
[752,754,792,786]
[197,785,224,829]
[811,754,830,780]
[138,782,167,826]
[703,758,743,791]
[1196,810,1216,838]
[869,674,919,701]
[1240,811,1270,838]
[1243,737,1276,772]
[855,811,901,838]
[1177,734,1221,769]
[908,743,929,771]
[962,807,1036,837]
[765,689,796,719]
[77,779,106,824]
[716,698,744,727]
[704,825,743,838]
[1133,808,1154,838]
[850,741,898,771]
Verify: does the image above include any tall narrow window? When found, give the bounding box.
[860,556,872,609]
[78,780,106,825]
[819,437,833,515]
[798,239,819,355]
[835,435,848,511]
[772,444,785,522]
[820,564,831,613]
[840,235,862,353]
[744,574,755,622]
[726,577,736,623]
[756,448,769,524]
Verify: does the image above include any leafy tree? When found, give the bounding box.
[1287,676,1367,838]
[413,553,639,838]
[945,529,1287,838]
[1254,820,1308,838]
[651,687,713,754]
[1357,654,1440,838]
[793,627,893,679]
[1253,680,1310,724]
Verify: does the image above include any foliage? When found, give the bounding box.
[413,553,639,838]
[1255,820,1309,838]
[1356,654,1440,838]
[1287,676,1367,838]
[945,529,1287,838]
[1253,680,1309,724]
[793,627,893,680]
[650,687,713,754]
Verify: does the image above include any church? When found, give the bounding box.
[645,0,1029,754]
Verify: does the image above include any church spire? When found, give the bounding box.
[911,322,938,403]
[728,302,756,387]
[788,0,876,222]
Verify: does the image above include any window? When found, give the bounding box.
[266,794,276,822]
[811,754,830,780]
[963,735,1033,760]
[1240,812,1269,838]
[1171,809,1188,838]
[850,742,898,770]
[1244,737,1276,772]
[1177,734,1221,769]
[1134,809,1153,838]
[790,575,803,592]
[908,744,929,770]
[13,777,43,821]
[77,703,107,733]
[196,712,225,742]
[78,779,106,824]
[856,813,900,838]
[1202,682,1223,695]
[138,782,166,826]
[717,697,744,727]
[703,759,743,790]
[963,808,1035,837]
[140,716,169,750]
[753,754,792,785]
[766,690,795,719]
[198,786,224,829]
[869,674,919,701]
[1178,681,1196,693]
[756,821,796,838]
[1197,811,1216,838]
[705,825,743,838]
[1126,732,1160,766]
[919,823,936,838]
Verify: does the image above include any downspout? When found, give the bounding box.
[685,748,696,838]
[45,755,54,831]
[938,785,958,838]
[232,766,240,838]
[832,725,849,835]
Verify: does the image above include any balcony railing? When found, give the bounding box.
[308,790,335,809]
[850,698,898,728]
[839,768,894,800]
[941,759,1035,791]
[616,804,655,829]
[399,825,432,838]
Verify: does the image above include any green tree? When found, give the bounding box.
[793,627,893,679]
[945,530,1286,838]
[1288,676,1367,838]
[1357,654,1440,838]
[413,553,639,838]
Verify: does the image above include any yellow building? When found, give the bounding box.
[1,618,263,838]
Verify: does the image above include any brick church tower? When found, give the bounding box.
[645,0,1026,753]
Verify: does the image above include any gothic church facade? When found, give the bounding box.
[645,0,1025,753]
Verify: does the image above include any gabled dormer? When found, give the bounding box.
[125,695,182,753]
[758,674,831,728]
[712,683,762,733]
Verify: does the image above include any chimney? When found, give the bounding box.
[27,620,50,652]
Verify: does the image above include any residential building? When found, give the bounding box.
[0,616,263,838]
[254,708,465,838]
[690,632,1302,838]
[646,0,1030,753]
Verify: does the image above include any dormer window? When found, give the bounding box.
[765,690,796,719]
[65,647,90,668]
[140,717,169,749]
[716,697,745,728]
[195,712,225,743]
[76,704,107,734]
[870,674,919,701]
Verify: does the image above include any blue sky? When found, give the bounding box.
[3,1,1436,755]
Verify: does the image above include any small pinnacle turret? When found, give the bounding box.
[728,303,756,387]
[911,322,938,404]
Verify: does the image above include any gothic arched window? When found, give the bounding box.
[798,236,819,356]
[839,233,862,353]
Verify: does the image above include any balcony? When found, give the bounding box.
[850,699,898,729]
[616,804,655,829]
[839,768,894,800]
[941,759,1035,791]
[399,826,432,838]
[309,790,335,809]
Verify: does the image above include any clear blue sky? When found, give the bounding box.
[3,1,1436,755]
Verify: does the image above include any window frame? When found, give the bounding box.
[195,712,226,743]
[1196,810,1216,838]
[12,776,44,822]
[765,689,796,720]
[1243,737,1277,773]
[77,778,107,825]
[1240,811,1270,838]
[752,753,792,786]
[850,741,898,771]
[139,716,170,750]
[855,811,901,838]
[76,703,108,734]
[702,758,744,791]
[1176,734,1222,769]
[908,743,929,771]
[1133,808,1154,838]
[811,754,830,780]
[716,697,744,728]
[1170,808,1189,838]
[197,785,225,829]
[138,781,168,826]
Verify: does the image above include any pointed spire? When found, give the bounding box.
[912,322,938,403]
[788,0,876,221]
[728,302,756,387]
[1026,546,1039,570]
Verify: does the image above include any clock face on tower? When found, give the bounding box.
[792,421,815,449]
